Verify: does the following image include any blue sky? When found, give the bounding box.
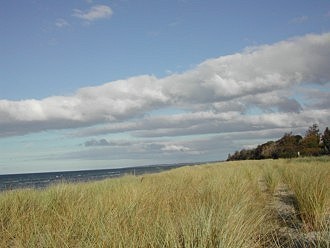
[1,0,330,174]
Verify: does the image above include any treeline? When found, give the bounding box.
[227,124,330,161]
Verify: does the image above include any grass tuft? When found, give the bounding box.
[281,161,329,232]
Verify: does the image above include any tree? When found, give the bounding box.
[226,124,328,161]
[275,132,302,158]
[301,124,321,156]
[305,123,320,138]
[253,141,276,159]
[321,127,330,154]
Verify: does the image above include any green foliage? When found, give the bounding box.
[322,127,330,154]
[227,124,328,161]
[275,133,302,158]
[300,124,322,156]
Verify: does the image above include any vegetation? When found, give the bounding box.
[0,158,329,247]
[227,124,330,161]
[280,159,329,232]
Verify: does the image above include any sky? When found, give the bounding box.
[1,0,330,174]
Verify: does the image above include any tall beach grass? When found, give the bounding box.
[280,158,330,232]
[0,157,329,247]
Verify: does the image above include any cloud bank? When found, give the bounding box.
[1,33,330,139]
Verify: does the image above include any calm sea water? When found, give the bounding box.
[0,163,194,191]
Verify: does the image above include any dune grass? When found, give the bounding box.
[261,164,280,195]
[280,158,330,232]
[0,157,329,247]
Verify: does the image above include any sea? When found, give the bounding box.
[0,163,197,191]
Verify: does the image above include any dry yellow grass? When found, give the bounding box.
[0,157,329,247]
[280,158,330,232]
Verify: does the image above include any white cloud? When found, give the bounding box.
[0,33,330,138]
[73,5,113,22]
[84,138,192,153]
[290,15,309,24]
[63,131,287,164]
[84,138,131,147]
[159,33,330,108]
[161,144,190,152]
[55,18,70,28]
